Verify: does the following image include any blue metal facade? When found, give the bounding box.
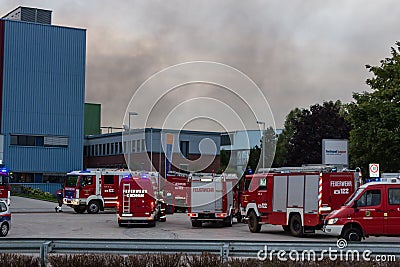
[0,19,86,178]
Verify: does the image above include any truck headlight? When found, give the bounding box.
[327,218,338,225]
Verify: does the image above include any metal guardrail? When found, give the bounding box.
[0,238,400,266]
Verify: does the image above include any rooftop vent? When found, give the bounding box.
[2,6,52,25]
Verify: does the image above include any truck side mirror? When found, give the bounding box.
[353,199,358,208]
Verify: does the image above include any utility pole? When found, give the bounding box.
[128,112,138,170]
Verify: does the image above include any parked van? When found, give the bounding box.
[0,200,10,236]
[323,177,400,241]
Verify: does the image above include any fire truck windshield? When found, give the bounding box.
[65,175,79,187]
[344,188,363,206]
[0,175,9,185]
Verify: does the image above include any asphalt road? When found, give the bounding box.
[8,196,399,242]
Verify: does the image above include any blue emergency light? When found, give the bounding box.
[366,178,381,183]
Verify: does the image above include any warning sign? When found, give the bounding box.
[369,163,379,178]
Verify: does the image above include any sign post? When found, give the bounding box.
[369,163,379,178]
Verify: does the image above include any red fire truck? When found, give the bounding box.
[324,175,400,241]
[187,173,239,227]
[63,169,159,214]
[117,172,166,227]
[165,171,189,213]
[241,166,360,237]
[0,166,11,206]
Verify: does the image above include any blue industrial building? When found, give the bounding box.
[0,7,86,183]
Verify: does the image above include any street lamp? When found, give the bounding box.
[150,127,153,172]
[128,112,138,170]
[256,120,266,170]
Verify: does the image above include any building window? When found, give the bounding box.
[132,141,136,153]
[10,134,67,147]
[142,139,146,152]
[136,140,141,152]
[10,135,17,145]
[111,143,114,155]
[118,142,123,154]
[221,134,233,146]
[123,141,127,154]
[180,141,189,158]
[44,136,68,147]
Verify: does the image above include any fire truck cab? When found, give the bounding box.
[241,166,360,237]
[0,166,10,206]
[117,172,166,227]
[0,200,10,237]
[324,176,400,241]
[64,169,159,214]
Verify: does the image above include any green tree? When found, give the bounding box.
[274,108,302,166]
[245,146,260,175]
[219,149,231,173]
[263,126,278,169]
[285,101,350,166]
[348,42,400,173]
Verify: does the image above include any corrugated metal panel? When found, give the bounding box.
[0,20,4,132]
[1,19,85,173]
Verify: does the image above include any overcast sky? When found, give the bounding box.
[2,1,399,130]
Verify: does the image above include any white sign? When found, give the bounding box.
[322,139,348,166]
[369,163,379,178]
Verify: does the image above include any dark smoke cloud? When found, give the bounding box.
[2,0,400,129]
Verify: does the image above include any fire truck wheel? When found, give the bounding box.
[343,227,362,242]
[289,214,303,237]
[0,222,9,237]
[87,201,100,214]
[248,211,261,233]
[282,225,290,232]
[165,205,174,214]
[74,206,86,214]
[236,213,243,223]
[191,221,202,227]
[224,215,233,227]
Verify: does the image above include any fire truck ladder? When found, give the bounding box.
[257,165,336,174]
[122,183,131,213]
